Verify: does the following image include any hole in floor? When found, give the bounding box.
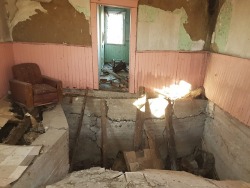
[62,90,219,180]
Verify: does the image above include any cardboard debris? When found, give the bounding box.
[124,128,164,172]
[0,99,14,129]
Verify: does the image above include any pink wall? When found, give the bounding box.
[12,43,208,93]
[204,53,250,126]
[13,43,94,89]
[0,43,14,98]
[135,51,208,91]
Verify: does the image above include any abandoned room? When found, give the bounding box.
[0,0,250,187]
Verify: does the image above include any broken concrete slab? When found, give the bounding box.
[46,167,250,188]
[203,104,250,182]
[12,104,69,188]
[173,99,207,119]
[43,104,68,130]
[62,93,207,169]
[174,115,205,157]
[106,99,137,121]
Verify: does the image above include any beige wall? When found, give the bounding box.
[211,0,250,59]
[0,1,11,42]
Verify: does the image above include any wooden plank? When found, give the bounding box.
[100,99,108,168]
[90,3,99,89]
[133,86,145,151]
[165,99,177,170]
[129,7,138,93]
[3,115,31,145]
[69,90,88,171]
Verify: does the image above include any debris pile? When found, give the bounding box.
[0,98,46,145]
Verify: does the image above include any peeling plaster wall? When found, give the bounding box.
[0,1,11,42]
[137,0,209,51]
[5,0,91,45]
[68,0,90,21]
[211,0,250,59]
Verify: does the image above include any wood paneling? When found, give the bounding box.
[204,53,250,126]
[135,51,207,92]
[13,43,94,89]
[11,43,207,95]
[0,43,14,98]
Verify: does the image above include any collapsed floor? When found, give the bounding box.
[62,89,250,183]
[1,89,249,187]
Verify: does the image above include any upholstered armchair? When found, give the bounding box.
[9,63,62,109]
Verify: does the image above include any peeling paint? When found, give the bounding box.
[212,0,232,52]
[68,0,90,20]
[4,0,18,22]
[9,0,47,33]
[0,1,11,41]
[137,5,204,51]
[138,4,159,22]
[177,8,204,51]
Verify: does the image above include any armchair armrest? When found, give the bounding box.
[9,79,34,108]
[42,75,63,101]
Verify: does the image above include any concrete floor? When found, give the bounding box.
[47,167,250,188]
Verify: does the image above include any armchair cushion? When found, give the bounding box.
[33,84,57,95]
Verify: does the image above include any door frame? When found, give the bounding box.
[90,0,138,93]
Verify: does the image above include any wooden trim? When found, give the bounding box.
[129,7,137,93]
[90,0,138,8]
[91,3,99,89]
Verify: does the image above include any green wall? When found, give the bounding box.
[104,8,130,64]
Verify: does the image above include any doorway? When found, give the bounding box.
[98,6,130,92]
[90,0,138,93]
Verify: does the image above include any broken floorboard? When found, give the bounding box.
[46,167,250,188]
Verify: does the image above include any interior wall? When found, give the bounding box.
[137,0,210,51]
[211,0,250,59]
[12,43,94,89]
[204,102,250,182]
[0,43,14,98]
[0,1,11,42]
[204,53,250,127]
[104,8,130,64]
[5,0,91,46]
[135,51,207,91]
